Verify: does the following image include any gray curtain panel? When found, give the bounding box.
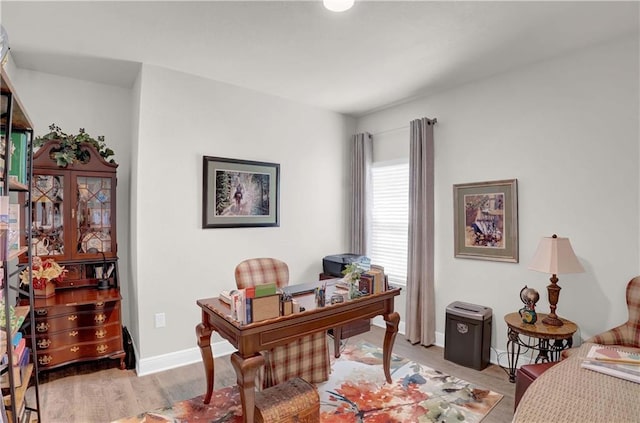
[405,117,436,346]
[349,133,373,255]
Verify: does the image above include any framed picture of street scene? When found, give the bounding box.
[202,156,280,228]
[453,179,518,262]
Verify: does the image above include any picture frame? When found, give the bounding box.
[202,156,280,228]
[453,179,518,262]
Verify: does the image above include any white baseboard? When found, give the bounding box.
[136,340,236,376]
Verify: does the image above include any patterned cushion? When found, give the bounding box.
[263,332,330,388]
[587,276,640,347]
[234,258,331,389]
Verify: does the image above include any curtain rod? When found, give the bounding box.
[371,118,438,137]
[372,125,409,137]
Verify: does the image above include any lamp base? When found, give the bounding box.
[542,315,564,326]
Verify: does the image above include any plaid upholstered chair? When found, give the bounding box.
[586,275,640,351]
[234,258,331,389]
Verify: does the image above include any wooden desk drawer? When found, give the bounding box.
[34,307,120,334]
[329,319,371,339]
[33,300,118,318]
[31,322,121,350]
[36,337,124,369]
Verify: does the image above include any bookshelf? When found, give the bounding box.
[1,67,41,422]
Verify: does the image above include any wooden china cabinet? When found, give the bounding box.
[21,140,125,370]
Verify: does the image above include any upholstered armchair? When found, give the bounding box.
[586,275,640,351]
[235,258,331,389]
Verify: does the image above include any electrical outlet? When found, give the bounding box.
[155,312,166,328]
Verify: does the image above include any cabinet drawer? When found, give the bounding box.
[35,307,121,334]
[32,322,121,351]
[36,337,124,369]
[33,300,118,318]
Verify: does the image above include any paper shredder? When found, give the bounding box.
[444,301,492,370]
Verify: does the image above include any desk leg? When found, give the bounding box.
[196,322,214,404]
[506,327,521,383]
[333,327,342,358]
[231,352,264,423]
[383,312,400,384]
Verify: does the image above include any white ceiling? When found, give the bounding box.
[1,1,638,117]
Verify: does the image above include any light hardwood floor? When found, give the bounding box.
[26,326,515,423]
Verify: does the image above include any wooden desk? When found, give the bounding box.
[196,287,401,423]
[504,312,577,382]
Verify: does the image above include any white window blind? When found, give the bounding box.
[370,161,409,286]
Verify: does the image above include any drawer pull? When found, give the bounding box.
[39,355,53,365]
[69,330,79,337]
[96,302,105,308]
[68,315,78,321]
[36,322,50,333]
[96,329,107,339]
[36,309,48,316]
[97,344,109,354]
[95,314,106,324]
[70,346,80,353]
[37,339,52,349]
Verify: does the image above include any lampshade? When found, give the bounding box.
[528,235,584,275]
[323,0,355,12]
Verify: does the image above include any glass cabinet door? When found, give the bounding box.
[31,174,65,257]
[74,175,114,257]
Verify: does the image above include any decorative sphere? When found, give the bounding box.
[520,285,540,306]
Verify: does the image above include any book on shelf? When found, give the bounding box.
[7,203,20,253]
[0,134,5,176]
[9,132,27,185]
[581,344,640,384]
[8,338,25,364]
[0,346,30,388]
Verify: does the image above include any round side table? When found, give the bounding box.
[504,312,577,382]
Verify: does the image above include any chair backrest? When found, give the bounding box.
[234,258,289,289]
[625,276,640,326]
[589,276,640,347]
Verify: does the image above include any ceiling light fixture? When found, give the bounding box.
[323,0,354,12]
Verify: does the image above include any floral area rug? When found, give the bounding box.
[113,341,502,423]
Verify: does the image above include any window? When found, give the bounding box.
[370,161,409,286]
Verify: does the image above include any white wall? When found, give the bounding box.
[133,64,354,369]
[6,63,135,328]
[6,59,355,374]
[357,35,640,364]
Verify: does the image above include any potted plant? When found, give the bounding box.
[342,262,363,299]
[34,124,116,167]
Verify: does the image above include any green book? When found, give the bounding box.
[255,282,277,298]
[9,132,27,185]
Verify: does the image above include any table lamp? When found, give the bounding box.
[528,234,584,326]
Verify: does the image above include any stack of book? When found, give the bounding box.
[228,283,280,324]
[0,332,30,388]
[359,265,387,295]
[581,345,640,384]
